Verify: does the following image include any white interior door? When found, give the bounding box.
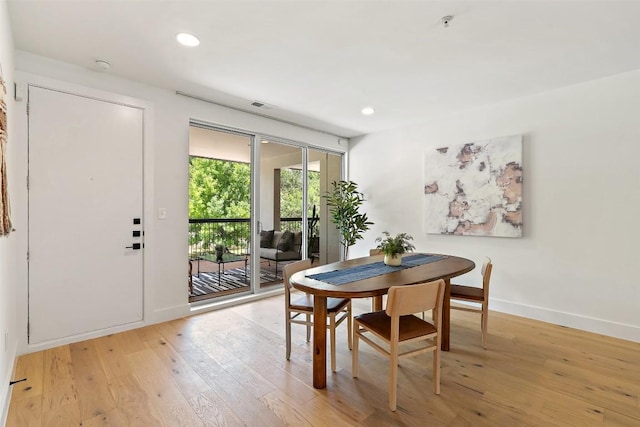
[28,86,144,345]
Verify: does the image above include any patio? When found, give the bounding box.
[188,256,289,303]
[188,216,313,302]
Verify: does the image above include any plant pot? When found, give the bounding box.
[384,254,401,266]
[215,246,224,262]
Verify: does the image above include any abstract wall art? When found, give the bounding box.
[424,135,522,237]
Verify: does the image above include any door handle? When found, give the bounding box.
[126,243,142,250]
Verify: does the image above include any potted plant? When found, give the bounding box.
[215,244,225,262]
[375,231,415,266]
[325,180,373,260]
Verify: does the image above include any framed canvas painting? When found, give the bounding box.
[424,135,522,237]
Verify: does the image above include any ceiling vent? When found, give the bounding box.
[251,100,275,110]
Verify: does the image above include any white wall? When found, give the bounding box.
[349,70,640,343]
[0,1,17,424]
[11,51,345,355]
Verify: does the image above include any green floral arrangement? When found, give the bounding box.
[375,232,415,257]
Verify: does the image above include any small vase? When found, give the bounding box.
[384,254,401,266]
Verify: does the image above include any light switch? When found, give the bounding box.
[158,208,167,219]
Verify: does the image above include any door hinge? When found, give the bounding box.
[27,322,30,340]
[26,175,29,190]
[26,103,29,115]
[26,251,29,262]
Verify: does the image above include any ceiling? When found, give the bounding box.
[8,1,640,138]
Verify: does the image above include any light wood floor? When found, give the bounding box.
[7,295,640,426]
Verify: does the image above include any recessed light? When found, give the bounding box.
[361,106,375,115]
[176,32,200,47]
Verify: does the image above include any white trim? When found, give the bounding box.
[149,304,191,323]
[190,288,283,315]
[490,298,640,343]
[25,319,147,353]
[0,343,18,427]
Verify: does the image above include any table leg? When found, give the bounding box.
[372,295,383,311]
[442,278,451,351]
[313,295,327,389]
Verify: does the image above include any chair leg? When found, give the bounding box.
[481,304,488,349]
[433,343,441,395]
[330,314,337,372]
[305,313,311,342]
[389,346,399,411]
[352,322,359,378]
[347,303,353,350]
[285,315,292,360]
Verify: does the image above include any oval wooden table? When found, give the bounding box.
[290,253,475,389]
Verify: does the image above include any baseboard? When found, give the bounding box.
[1,343,18,427]
[149,303,191,324]
[490,298,640,343]
[26,319,150,353]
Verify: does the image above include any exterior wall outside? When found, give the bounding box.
[349,69,640,343]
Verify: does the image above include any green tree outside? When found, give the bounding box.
[188,158,320,254]
[189,157,251,253]
[280,168,320,218]
[189,156,251,219]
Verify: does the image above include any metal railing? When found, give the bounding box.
[188,217,317,258]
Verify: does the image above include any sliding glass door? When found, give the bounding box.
[188,122,343,303]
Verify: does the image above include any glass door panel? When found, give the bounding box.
[188,125,252,302]
[257,139,304,290]
[308,149,342,265]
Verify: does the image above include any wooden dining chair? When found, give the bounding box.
[284,259,352,372]
[352,279,444,411]
[450,257,493,348]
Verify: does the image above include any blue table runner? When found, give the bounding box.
[307,253,446,286]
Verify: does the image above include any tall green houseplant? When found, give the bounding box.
[325,180,373,259]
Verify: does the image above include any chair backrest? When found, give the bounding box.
[369,248,383,256]
[386,280,445,318]
[283,259,313,306]
[481,257,493,300]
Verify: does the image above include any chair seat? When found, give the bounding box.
[450,284,484,301]
[290,294,350,313]
[355,310,436,341]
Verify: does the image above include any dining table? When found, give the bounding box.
[290,252,475,389]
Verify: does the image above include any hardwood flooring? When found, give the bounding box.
[7,295,640,426]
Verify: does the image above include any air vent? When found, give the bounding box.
[251,100,275,110]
